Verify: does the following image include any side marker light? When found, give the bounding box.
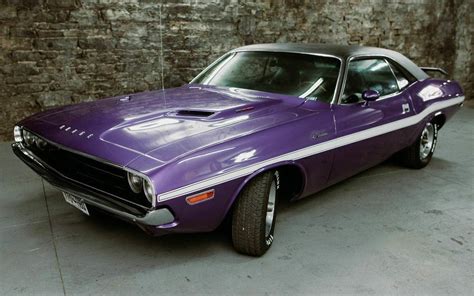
[186,190,215,205]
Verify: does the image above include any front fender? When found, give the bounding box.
[219,160,307,223]
[145,161,307,234]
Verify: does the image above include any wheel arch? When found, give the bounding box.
[221,161,307,223]
[431,111,447,129]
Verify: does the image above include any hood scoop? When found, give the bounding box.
[175,110,215,117]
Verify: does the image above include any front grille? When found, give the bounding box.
[26,136,151,207]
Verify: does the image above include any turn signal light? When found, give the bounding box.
[186,190,215,205]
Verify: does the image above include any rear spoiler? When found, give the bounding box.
[420,67,448,76]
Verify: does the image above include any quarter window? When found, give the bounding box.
[342,58,399,104]
[387,60,416,90]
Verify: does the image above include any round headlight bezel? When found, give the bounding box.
[23,130,37,146]
[143,179,155,203]
[127,172,143,194]
[35,137,47,150]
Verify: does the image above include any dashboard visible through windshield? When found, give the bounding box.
[192,51,341,103]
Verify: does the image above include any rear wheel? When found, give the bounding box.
[232,171,278,256]
[399,121,438,169]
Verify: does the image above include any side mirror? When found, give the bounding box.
[362,90,380,102]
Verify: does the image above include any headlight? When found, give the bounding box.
[127,172,142,193]
[13,126,22,143]
[35,137,47,150]
[143,179,155,203]
[23,130,37,146]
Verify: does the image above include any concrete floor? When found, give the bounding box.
[1,106,473,296]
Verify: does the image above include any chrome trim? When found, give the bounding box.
[419,122,435,159]
[337,54,419,105]
[420,67,448,75]
[142,178,155,204]
[384,57,414,92]
[14,142,174,226]
[385,57,402,89]
[61,189,174,226]
[299,77,324,99]
[191,49,344,104]
[23,128,123,169]
[13,125,22,143]
[265,179,276,237]
[235,50,344,105]
[157,95,464,202]
[190,52,233,84]
[127,172,143,194]
[185,189,215,205]
[200,53,236,84]
[123,167,156,207]
[21,129,157,205]
[232,48,342,61]
[14,138,153,210]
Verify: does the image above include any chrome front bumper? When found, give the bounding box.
[60,188,175,226]
[12,142,175,227]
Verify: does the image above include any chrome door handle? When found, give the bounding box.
[311,131,328,140]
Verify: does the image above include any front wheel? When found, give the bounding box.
[231,171,278,256]
[399,121,438,169]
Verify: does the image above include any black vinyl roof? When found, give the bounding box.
[233,43,429,81]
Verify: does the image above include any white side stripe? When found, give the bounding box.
[158,96,464,202]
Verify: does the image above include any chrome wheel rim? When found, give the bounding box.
[420,123,435,159]
[265,180,276,237]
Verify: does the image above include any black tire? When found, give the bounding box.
[399,121,438,169]
[232,171,279,256]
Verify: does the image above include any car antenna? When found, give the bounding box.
[159,2,166,108]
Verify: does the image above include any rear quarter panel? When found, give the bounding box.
[406,78,464,143]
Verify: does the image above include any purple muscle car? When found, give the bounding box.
[12,44,464,256]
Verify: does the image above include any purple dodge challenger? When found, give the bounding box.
[12,44,464,256]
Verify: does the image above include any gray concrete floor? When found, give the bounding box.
[1,106,473,296]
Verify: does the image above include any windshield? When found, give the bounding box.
[192,51,341,102]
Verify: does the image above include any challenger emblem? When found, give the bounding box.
[402,103,410,114]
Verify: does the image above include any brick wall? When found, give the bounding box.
[0,0,472,140]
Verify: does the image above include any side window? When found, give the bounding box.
[387,60,416,90]
[342,58,399,104]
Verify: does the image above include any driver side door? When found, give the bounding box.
[328,57,415,185]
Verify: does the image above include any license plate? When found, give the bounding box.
[63,192,89,216]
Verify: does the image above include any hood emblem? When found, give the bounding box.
[59,125,94,139]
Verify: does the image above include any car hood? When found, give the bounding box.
[22,85,305,167]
